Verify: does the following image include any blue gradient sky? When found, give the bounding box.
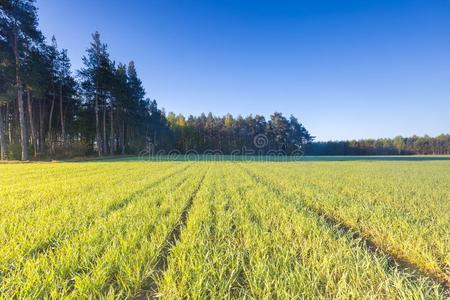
[37,0,449,141]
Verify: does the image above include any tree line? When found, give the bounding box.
[165,112,313,154]
[308,135,450,155]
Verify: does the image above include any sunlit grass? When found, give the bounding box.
[243,161,450,286]
[0,159,448,298]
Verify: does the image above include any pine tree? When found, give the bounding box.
[0,36,14,159]
[1,0,42,160]
[112,63,129,154]
[79,32,112,156]
[269,112,289,150]
[126,61,146,150]
[57,49,71,146]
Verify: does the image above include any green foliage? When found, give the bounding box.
[309,135,450,155]
[167,111,313,153]
[6,143,22,160]
[51,141,92,159]
[4,142,33,160]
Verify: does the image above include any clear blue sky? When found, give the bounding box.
[37,0,449,141]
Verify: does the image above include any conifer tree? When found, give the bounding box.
[1,0,42,160]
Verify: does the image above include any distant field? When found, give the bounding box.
[0,159,449,299]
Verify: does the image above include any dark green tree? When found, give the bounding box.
[79,31,113,156]
[1,0,42,160]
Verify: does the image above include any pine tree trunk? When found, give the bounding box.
[13,28,28,161]
[0,105,7,160]
[7,102,11,144]
[27,90,37,157]
[59,83,65,146]
[121,119,125,155]
[48,85,55,154]
[154,131,157,154]
[95,82,101,156]
[110,104,114,156]
[38,99,44,153]
[103,103,107,154]
[17,86,28,160]
[119,115,123,155]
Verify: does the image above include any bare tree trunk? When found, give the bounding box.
[6,102,11,144]
[103,102,107,154]
[48,85,55,154]
[27,90,37,157]
[121,119,125,155]
[95,82,101,156]
[154,131,157,154]
[110,103,114,156]
[38,99,44,153]
[0,105,6,160]
[119,115,123,155]
[59,83,65,146]
[13,28,28,161]
[17,86,28,160]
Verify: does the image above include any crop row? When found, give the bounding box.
[156,165,445,299]
[240,161,450,288]
[0,162,186,277]
[0,162,207,298]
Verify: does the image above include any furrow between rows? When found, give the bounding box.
[240,164,450,293]
[135,167,209,299]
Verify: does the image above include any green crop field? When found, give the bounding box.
[0,159,449,299]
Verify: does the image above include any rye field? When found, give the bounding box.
[0,158,449,299]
